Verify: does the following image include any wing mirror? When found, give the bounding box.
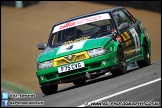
[118,22,129,31]
[37,43,47,50]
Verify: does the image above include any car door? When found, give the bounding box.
[122,7,142,55]
[112,8,141,59]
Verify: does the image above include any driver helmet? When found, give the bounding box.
[65,27,77,39]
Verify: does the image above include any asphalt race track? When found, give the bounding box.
[9,61,161,107]
[1,1,161,107]
[2,1,161,93]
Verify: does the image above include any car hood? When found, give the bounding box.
[37,36,111,62]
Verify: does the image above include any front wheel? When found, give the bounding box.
[111,47,127,76]
[41,84,58,95]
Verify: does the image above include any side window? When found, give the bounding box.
[113,10,132,27]
[118,10,130,23]
[113,11,122,27]
[123,8,136,23]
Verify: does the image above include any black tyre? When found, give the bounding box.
[73,78,86,86]
[41,84,58,95]
[111,47,127,76]
[137,41,151,68]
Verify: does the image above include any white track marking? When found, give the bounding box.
[78,78,161,107]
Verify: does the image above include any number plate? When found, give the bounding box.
[58,62,85,73]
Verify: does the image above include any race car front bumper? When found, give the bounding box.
[36,51,117,87]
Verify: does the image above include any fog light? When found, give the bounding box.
[40,76,44,80]
[102,60,106,65]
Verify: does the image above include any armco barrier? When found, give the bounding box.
[88,1,161,13]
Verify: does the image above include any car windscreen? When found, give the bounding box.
[49,13,113,47]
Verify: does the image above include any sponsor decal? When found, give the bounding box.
[63,36,90,45]
[129,27,140,51]
[56,36,90,55]
[66,45,74,50]
[121,32,132,46]
[53,13,111,33]
[59,16,101,30]
[124,46,136,56]
[59,21,75,30]
[57,40,85,55]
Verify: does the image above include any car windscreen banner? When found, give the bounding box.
[52,13,111,33]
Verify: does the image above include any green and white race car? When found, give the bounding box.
[36,7,151,95]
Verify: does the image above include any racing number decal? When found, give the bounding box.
[129,27,140,52]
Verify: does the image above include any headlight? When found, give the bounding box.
[37,60,53,70]
[87,47,107,57]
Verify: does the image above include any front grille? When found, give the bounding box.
[45,73,56,80]
[54,51,90,66]
[60,73,86,83]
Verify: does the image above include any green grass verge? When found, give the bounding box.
[1,79,35,94]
